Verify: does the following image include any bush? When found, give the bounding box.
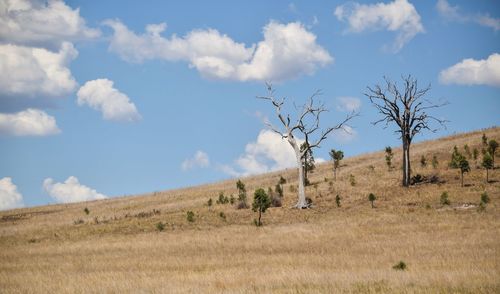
[252,188,271,226]
[207,198,213,207]
[335,194,341,207]
[440,192,450,205]
[275,184,283,198]
[393,261,407,271]
[219,212,226,220]
[229,195,235,204]
[186,211,195,222]
[480,192,490,204]
[368,193,376,208]
[156,222,165,231]
[84,207,90,215]
[432,155,439,169]
[216,192,229,204]
[349,174,356,186]
[420,155,427,167]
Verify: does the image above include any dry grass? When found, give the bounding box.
[1,127,499,293]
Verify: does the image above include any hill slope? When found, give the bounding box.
[1,127,499,293]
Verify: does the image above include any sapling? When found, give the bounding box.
[368,193,376,208]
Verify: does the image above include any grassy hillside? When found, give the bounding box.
[1,127,499,293]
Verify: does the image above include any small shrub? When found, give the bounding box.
[385,146,394,170]
[252,188,271,226]
[432,155,439,169]
[186,211,195,222]
[349,174,356,186]
[229,195,235,205]
[279,176,287,185]
[156,222,165,231]
[207,198,213,207]
[425,204,432,209]
[84,207,90,215]
[368,193,376,208]
[480,192,490,204]
[393,261,407,271]
[440,192,450,205]
[305,197,313,207]
[275,184,283,198]
[335,194,341,207]
[420,155,427,167]
[368,165,375,172]
[216,192,229,204]
[289,185,296,193]
[219,212,226,220]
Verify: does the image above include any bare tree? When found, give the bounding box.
[365,75,447,187]
[258,84,356,208]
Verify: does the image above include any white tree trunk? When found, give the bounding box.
[288,137,308,208]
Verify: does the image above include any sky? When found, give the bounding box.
[0,0,499,210]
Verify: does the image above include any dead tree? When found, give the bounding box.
[258,84,355,208]
[365,75,447,187]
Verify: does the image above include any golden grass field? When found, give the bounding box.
[1,127,499,293]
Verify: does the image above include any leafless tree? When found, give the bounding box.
[258,84,356,208]
[365,75,447,187]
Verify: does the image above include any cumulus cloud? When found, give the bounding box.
[0,177,24,210]
[0,42,78,105]
[436,0,500,31]
[334,0,424,52]
[220,129,300,176]
[0,108,60,136]
[181,150,210,171]
[336,96,361,112]
[77,79,141,122]
[104,20,332,82]
[43,176,107,203]
[439,53,500,87]
[0,0,100,48]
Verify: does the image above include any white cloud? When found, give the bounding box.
[0,177,24,210]
[439,53,500,87]
[43,176,107,203]
[336,96,361,112]
[77,79,141,122]
[0,42,78,101]
[332,125,358,143]
[0,0,100,48]
[105,20,332,82]
[0,108,60,136]
[334,0,424,52]
[221,129,300,176]
[181,150,210,171]
[436,0,500,31]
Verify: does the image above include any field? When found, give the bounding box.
[1,127,499,293]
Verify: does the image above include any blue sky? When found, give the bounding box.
[0,0,499,209]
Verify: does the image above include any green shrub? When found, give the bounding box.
[252,188,271,226]
[393,261,407,271]
[335,194,341,207]
[219,212,226,220]
[349,174,356,186]
[368,193,376,208]
[216,192,229,204]
[186,211,195,222]
[207,198,213,207]
[156,222,165,231]
[440,192,450,205]
[480,192,490,204]
[84,207,90,215]
[432,155,439,169]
